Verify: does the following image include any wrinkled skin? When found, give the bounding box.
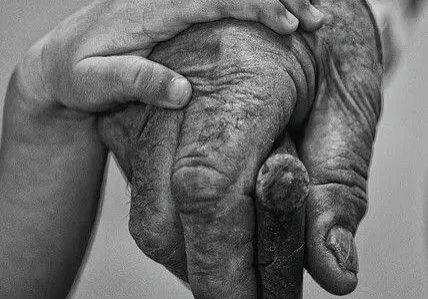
[98,0,382,298]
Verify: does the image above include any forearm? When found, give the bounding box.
[0,71,107,298]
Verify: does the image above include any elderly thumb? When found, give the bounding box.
[304,187,361,295]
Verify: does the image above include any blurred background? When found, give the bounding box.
[0,0,426,298]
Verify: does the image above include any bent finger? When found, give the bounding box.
[256,132,309,298]
[98,106,188,280]
[72,56,192,112]
[127,109,188,281]
[171,166,257,298]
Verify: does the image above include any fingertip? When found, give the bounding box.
[306,224,359,295]
[279,12,299,34]
[309,5,325,21]
[166,76,192,108]
[300,6,326,32]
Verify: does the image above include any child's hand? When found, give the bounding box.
[15,0,322,118]
[280,0,326,31]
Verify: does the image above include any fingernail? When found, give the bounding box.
[284,11,299,29]
[167,77,191,107]
[326,226,359,274]
[278,14,299,34]
[309,6,325,22]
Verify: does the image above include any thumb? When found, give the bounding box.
[298,63,382,295]
[71,55,192,111]
[304,183,363,295]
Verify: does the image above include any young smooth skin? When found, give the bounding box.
[0,0,324,298]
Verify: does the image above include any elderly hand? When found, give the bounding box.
[99,1,382,298]
[99,0,382,298]
[0,0,325,298]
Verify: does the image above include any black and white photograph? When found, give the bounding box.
[0,0,426,298]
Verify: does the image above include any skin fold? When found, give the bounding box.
[98,0,382,298]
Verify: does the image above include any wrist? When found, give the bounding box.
[5,35,100,143]
[3,69,96,150]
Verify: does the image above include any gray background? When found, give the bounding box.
[0,1,426,298]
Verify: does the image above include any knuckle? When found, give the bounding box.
[171,161,232,214]
[311,181,368,231]
[308,154,371,228]
[131,59,155,93]
[220,0,271,21]
[295,0,311,13]
[72,62,99,106]
[254,0,272,22]
[312,154,369,196]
